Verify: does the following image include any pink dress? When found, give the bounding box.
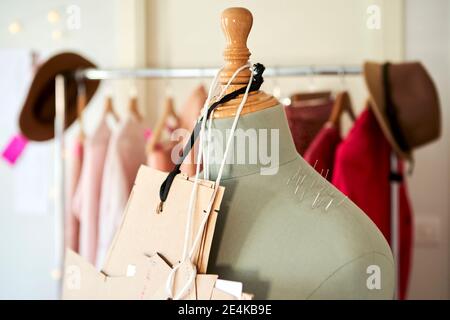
[96,116,147,269]
[65,136,83,252]
[73,117,111,264]
[147,85,207,175]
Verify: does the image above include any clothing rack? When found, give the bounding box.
[55,64,400,299]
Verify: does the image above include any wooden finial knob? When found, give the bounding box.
[220,7,253,85]
[214,7,279,119]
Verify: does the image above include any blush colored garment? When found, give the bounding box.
[65,136,83,252]
[179,85,207,131]
[284,99,333,155]
[332,109,413,299]
[96,116,147,269]
[179,85,207,176]
[304,122,341,181]
[73,117,111,264]
[147,141,178,173]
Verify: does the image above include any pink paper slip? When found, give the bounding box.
[1,133,28,165]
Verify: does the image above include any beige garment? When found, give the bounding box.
[65,136,83,252]
[96,115,147,269]
[73,117,111,264]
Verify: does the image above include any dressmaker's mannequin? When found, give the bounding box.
[206,8,394,299]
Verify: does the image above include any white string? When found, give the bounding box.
[203,109,215,180]
[188,67,253,260]
[166,64,253,300]
[201,72,223,181]
[164,69,223,300]
[181,63,251,261]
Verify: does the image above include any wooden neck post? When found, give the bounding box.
[214,7,278,119]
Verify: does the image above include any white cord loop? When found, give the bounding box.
[165,64,253,300]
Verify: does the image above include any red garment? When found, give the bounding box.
[284,99,333,155]
[332,109,413,299]
[304,122,341,181]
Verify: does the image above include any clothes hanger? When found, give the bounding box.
[328,67,356,126]
[146,93,180,155]
[290,66,332,106]
[128,86,143,121]
[328,91,356,127]
[128,96,143,121]
[103,95,120,122]
[290,91,332,103]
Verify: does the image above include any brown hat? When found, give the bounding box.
[364,61,441,160]
[19,52,100,141]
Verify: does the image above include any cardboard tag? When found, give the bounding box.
[61,165,253,300]
[63,249,184,300]
[196,274,219,300]
[63,249,222,300]
[211,288,236,300]
[103,165,224,277]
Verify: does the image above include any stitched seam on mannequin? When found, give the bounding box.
[305,251,394,299]
[218,157,300,181]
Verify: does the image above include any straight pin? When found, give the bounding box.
[324,169,330,180]
[295,173,303,186]
[287,166,301,185]
[325,199,334,211]
[312,192,321,209]
[310,178,317,190]
[299,190,306,201]
[337,196,348,207]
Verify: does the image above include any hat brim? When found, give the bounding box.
[19,52,100,142]
[363,62,412,160]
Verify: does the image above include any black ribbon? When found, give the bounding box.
[382,63,410,153]
[157,63,266,211]
[389,171,404,182]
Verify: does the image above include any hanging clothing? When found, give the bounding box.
[284,99,333,155]
[303,122,341,181]
[147,85,207,175]
[65,136,83,252]
[179,85,207,176]
[73,117,111,265]
[332,108,413,300]
[178,85,207,131]
[147,140,178,173]
[96,115,147,269]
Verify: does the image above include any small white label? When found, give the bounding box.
[126,264,136,277]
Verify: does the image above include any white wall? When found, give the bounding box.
[0,0,142,299]
[405,0,450,300]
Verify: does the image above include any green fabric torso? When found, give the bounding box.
[206,104,394,299]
